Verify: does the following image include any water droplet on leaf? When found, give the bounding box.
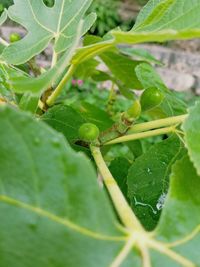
[156,193,167,211]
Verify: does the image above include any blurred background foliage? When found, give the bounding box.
[88,0,121,36]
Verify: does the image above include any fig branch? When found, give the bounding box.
[51,50,58,68]
[128,114,188,133]
[90,145,144,232]
[46,64,76,106]
[104,126,176,146]
[102,114,188,146]
[45,40,116,107]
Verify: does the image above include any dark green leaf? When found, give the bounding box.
[109,157,131,199]
[101,52,143,90]
[127,136,184,230]
[126,140,143,159]
[73,101,113,131]
[42,104,88,152]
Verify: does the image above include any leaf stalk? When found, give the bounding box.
[128,115,188,134]
[104,126,176,146]
[90,145,144,232]
[46,64,76,106]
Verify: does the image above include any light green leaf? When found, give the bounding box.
[133,0,199,32]
[183,101,200,176]
[132,0,163,29]
[0,11,8,54]
[0,105,136,267]
[72,37,115,64]
[83,34,104,46]
[91,70,111,82]
[82,12,97,36]
[154,155,200,267]
[19,93,39,113]
[135,62,166,90]
[119,47,162,65]
[127,135,184,231]
[1,0,95,65]
[74,58,99,79]
[0,10,7,25]
[3,21,82,94]
[112,0,200,45]
[0,63,29,91]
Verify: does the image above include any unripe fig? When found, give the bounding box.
[78,123,99,142]
[140,87,164,111]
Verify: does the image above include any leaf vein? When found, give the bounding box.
[0,195,125,242]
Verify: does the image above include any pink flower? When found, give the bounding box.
[77,79,83,86]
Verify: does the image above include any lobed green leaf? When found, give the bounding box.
[0,105,134,267]
[154,155,200,266]
[1,0,95,65]
[112,0,200,45]
[0,10,7,26]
